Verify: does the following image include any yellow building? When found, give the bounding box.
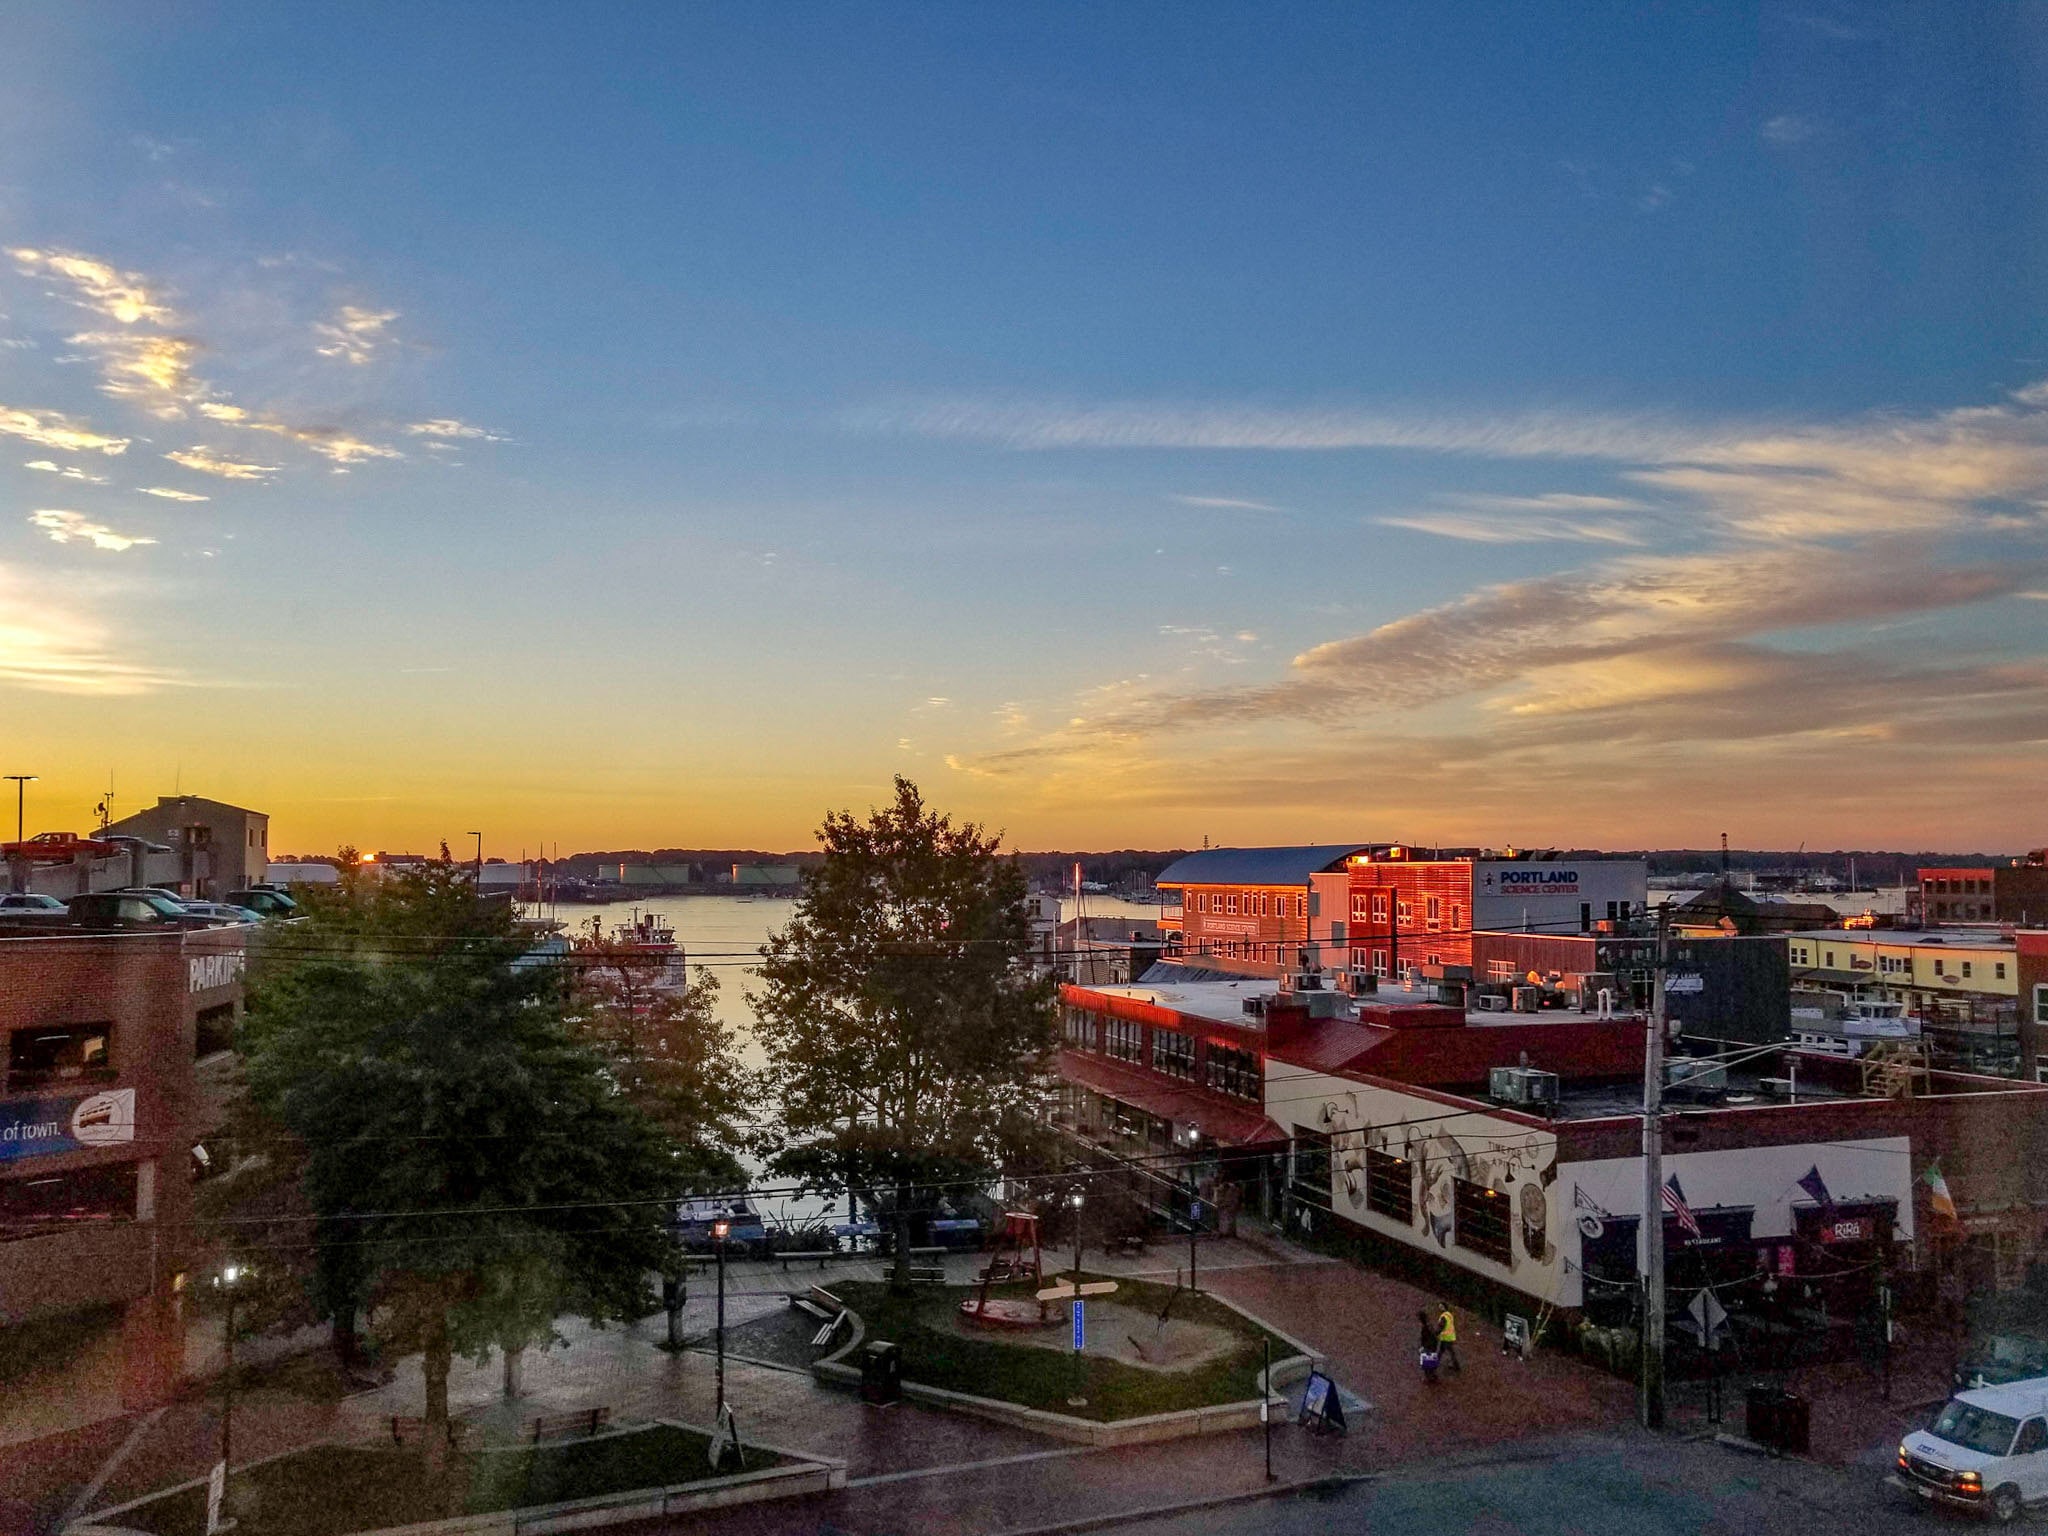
[1789,926,2018,1075]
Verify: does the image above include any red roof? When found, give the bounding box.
[1059,1052,1286,1147]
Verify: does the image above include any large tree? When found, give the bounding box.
[241,861,676,1475]
[749,778,1056,1289]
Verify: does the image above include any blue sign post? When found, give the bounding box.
[1072,1298,1085,1353]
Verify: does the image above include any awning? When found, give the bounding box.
[1061,1052,1286,1148]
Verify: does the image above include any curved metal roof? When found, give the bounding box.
[1155,844,1376,888]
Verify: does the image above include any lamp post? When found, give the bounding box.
[1068,1190,1085,1282]
[217,1261,248,1528]
[712,1218,730,1424]
[3,774,34,843]
[468,832,483,882]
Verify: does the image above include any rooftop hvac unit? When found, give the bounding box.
[1758,1076,1795,1099]
[1348,969,1378,995]
[1241,995,1269,1018]
[1289,971,1325,992]
[1665,1058,1728,1095]
[1474,992,1512,1013]
[1511,986,1541,1013]
[1489,1066,1561,1109]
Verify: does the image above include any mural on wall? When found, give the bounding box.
[1322,1086,1559,1270]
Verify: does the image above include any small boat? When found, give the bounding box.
[675,1195,768,1252]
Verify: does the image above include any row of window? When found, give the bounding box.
[1925,876,1991,894]
[1348,949,1444,975]
[1067,1012,1262,1101]
[1788,944,2008,982]
[1188,889,1307,919]
[1346,892,1469,931]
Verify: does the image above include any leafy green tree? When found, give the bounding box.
[749,778,1056,1290]
[567,941,748,1345]
[241,861,676,1475]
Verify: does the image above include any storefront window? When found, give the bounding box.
[1205,1044,1259,1099]
[1451,1178,1513,1265]
[1364,1147,1413,1224]
[1104,1018,1143,1063]
[1151,1029,1196,1080]
[0,1161,138,1242]
[7,1023,112,1088]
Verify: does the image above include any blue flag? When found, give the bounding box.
[1797,1165,1835,1211]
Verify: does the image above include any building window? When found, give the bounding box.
[7,1023,112,1088]
[1371,893,1388,924]
[0,1161,138,1242]
[1426,895,1442,926]
[1227,893,1238,916]
[1258,893,1269,917]
[1295,895,1306,919]
[1996,963,2007,980]
[1364,1148,1413,1224]
[1062,1009,1100,1051]
[195,1004,235,1059]
[1825,950,1835,967]
[1152,1029,1196,1080]
[1962,962,1974,979]
[1104,1018,1143,1064]
[1205,1044,1260,1100]
[1579,902,1592,933]
[1451,1178,1514,1266]
[1291,1128,1331,1195]
[1790,945,1808,966]
[1488,959,1515,982]
[1373,949,1389,976]
[1451,904,1464,932]
[2035,984,2048,1025]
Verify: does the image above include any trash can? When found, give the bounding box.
[1744,1386,1809,1453]
[861,1340,902,1405]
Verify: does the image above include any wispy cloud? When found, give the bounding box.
[1377,492,1650,545]
[1171,494,1285,513]
[71,329,207,416]
[0,404,129,455]
[314,305,398,365]
[24,458,109,484]
[238,419,401,465]
[1761,114,1821,144]
[165,447,278,481]
[0,563,180,693]
[29,509,157,552]
[406,418,508,442]
[9,247,174,325]
[137,486,209,502]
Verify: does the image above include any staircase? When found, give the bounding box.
[1861,1040,1931,1100]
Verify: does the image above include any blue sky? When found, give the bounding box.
[2,4,2044,852]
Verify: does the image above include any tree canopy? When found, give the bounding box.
[749,778,1056,1282]
[240,861,677,1468]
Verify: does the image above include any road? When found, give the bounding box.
[1100,1431,1945,1536]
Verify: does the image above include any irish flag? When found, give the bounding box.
[1923,1158,1958,1225]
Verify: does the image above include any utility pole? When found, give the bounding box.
[468,832,483,883]
[3,775,33,842]
[1640,906,1669,1430]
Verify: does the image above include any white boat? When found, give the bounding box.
[1790,992,1922,1058]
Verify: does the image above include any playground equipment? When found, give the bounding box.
[959,1212,1058,1330]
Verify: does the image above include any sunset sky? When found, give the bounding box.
[3,4,2044,856]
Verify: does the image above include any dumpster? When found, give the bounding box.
[861,1340,902,1404]
[1744,1385,1810,1453]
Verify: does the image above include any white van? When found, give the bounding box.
[1892,1379,2048,1522]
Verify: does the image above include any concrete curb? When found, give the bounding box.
[983,1472,1375,1536]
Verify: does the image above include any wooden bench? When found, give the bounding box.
[528,1406,610,1444]
[777,1249,837,1271]
[388,1415,467,1448]
[907,1265,946,1285]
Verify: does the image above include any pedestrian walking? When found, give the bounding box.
[1436,1302,1462,1374]
[1417,1309,1442,1386]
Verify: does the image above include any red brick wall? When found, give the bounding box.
[1347,862,1477,972]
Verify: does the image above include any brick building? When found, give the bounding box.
[1155,844,1377,973]
[0,927,246,1413]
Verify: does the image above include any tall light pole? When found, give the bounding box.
[712,1217,730,1424]
[3,774,34,843]
[1640,908,1670,1430]
[1069,1189,1085,1282]
[468,832,483,882]
[217,1261,248,1530]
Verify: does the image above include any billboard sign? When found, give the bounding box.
[0,1088,137,1162]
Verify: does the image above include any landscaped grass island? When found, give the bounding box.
[821,1275,1316,1433]
[88,1423,834,1536]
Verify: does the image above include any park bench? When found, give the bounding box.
[388,1415,467,1448]
[907,1265,946,1285]
[776,1248,837,1271]
[528,1406,611,1444]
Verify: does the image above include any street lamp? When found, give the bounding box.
[711,1218,730,1424]
[3,775,34,844]
[468,832,483,881]
[1068,1190,1085,1282]
[216,1261,250,1529]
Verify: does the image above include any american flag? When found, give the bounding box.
[1663,1173,1703,1239]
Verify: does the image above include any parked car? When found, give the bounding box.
[66,891,212,929]
[1,831,116,862]
[225,887,300,917]
[180,901,262,925]
[1891,1378,2048,1521]
[0,893,65,913]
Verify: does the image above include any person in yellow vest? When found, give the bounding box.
[1436,1302,1462,1374]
